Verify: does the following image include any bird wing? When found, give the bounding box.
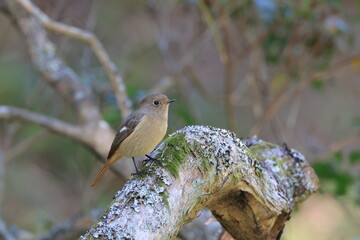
[107,112,145,159]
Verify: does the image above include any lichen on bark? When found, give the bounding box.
[81,125,319,240]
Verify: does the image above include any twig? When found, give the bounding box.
[15,0,131,116]
[5,0,101,123]
[197,2,237,131]
[198,0,228,63]
[80,1,101,71]
[250,79,290,136]
[3,0,132,178]
[249,33,360,136]
[249,53,360,136]
[220,15,236,132]
[0,106,83,142]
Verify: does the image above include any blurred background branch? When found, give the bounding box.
[2,0,135,177]
[0,106,82,141]
[15,0,131,116]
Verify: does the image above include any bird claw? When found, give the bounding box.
[143,154,161,164]
[131,170,148,176]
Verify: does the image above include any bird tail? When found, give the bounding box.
[91,158,116,187]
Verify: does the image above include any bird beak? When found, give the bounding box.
[167,99,176,104]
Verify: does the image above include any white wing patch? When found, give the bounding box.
[119,126,127,133]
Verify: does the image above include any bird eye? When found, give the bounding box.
[153,100,160,105]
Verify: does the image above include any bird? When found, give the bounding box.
[91,93,175,187]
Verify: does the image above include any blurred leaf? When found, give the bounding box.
[40,217,55,230]
[305,36,317,49]
[229,1,252,19]
[300,0,311,14]
[295,0,316,18]
[175,106,195,125]
[350,56,360,70]
[315,47,335,70]
[313,162,334,179]
[325,0,343,8]
[263,32,289,63]
[311,79,325,91]
[333,151,343,163]
[271,72,287,92]
[333,173,354,196]
[313,162,354,196]
[0,62,32,105]
[103,107,121,126]
[352,117,360,126]
[349,151,360,165]
[126,82,140,98]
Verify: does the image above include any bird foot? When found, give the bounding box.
[131,170,148,176]
[143,154,161,164]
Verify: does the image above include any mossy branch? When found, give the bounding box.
[81,125,319,240]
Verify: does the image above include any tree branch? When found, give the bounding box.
[0,219,34,240]
[3,0,135,176]
[0,105,125,177]
[0,106,83,140]
[12,0,131,116]
[4,0,101,123]
[81,126,319,240]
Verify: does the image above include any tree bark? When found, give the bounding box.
[81,125,319,240]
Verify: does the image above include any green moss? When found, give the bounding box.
[200,157,213,172]
[255,166,263,177]
[160,190,170,211]
[180,217,194,225]
[161,133,191,178]
[275,157,285,173]
[248,142,278,162]
[232,171,243,182]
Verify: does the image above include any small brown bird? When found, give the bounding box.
[91,93,175,187]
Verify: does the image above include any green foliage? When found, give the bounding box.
[263,31,289,63]
[325,0,343,8]
[352,117,360,126]
[0,62,32,105]
[103,107,121,126]
[311,79,325,91]
[228,0,252,19]
[333,151,343,163]
[175,107,196,125]
[349,151,360,165]
[313,151,359,196]
[313,161,354,196]
[299,0,312,17]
